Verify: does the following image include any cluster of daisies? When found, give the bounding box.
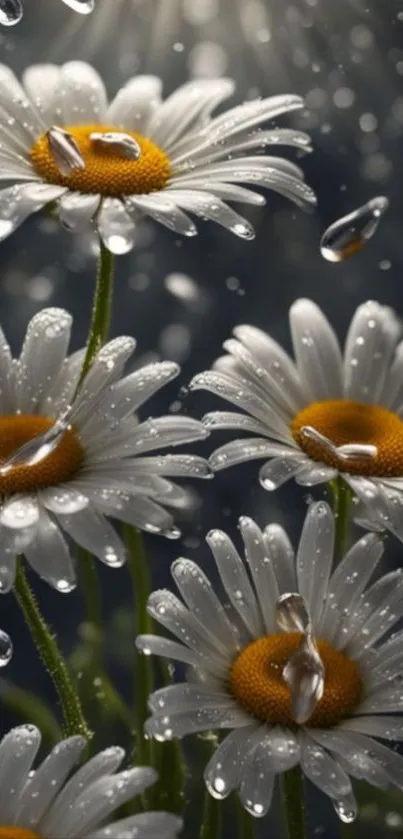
[0,58,401,836]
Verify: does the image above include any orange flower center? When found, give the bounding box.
[30,125,172,197]
[229,633,362,727]
[0,830,42,839]
[292,399,403,476]
[0,415,84,494]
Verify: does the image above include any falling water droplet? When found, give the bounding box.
[320,196,389,263]
[61,0,94,13]
[0,0,22,26]
[0,629,12,666]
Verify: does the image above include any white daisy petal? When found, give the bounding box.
[145,703,249,740]
[259,454,307,490]
[24,510,76,593]
[204,727,257,800]
[164,188,255,240]
[126,194,197,237]
[136,634,213,672]
[239,730,276,817]
[0,65,42,144]
[58,192,100,232]
[22,64,62,124]
[340,716,403,740]
[239,516,279,634]
[59,61,107,124]
[171,558,238,651]
[106,75,162,132]
[263,523,296,593]
[88,812,182,839]
[211,439,297,473]
[290,298,343,401]
[0,725,41,823]
[17,736,86,826]
[299,732,352,800]
[58,508,127,568]
[309,729,389,790]
[0,182,66,241]
[206,528,263,638]
[343,301,401,403]
[16,307,72,413]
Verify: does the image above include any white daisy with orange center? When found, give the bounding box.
[0,724,181,838]
[0,306,210,593]
[191,298,403,540]
[0,62,315,253]
[138,502,403,821]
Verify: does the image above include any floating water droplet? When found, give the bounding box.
[47,126,85,177]
[0,630,12,665]
[320,196,389,262]
[276,592,311,633]
[90,132,141,160]
[61,0,94,12]
[0,0,22,25]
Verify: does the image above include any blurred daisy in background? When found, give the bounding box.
[0,307,210,594]
[191,299,403,542]
[0,724,181,837]
[138,502,403,822]
[0,61,315,255]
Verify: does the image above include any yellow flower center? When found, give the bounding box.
[0,831,42,839]
[0,415,84,495]
[229,633,362,727]
[30,125,172,197]
[292,399,403,476]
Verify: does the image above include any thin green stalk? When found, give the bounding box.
[78,239,115,387]
[235,796,256,839]
[77,549,103,659]
[14,561,92,740]
[282,766,306,839]
[125,525,154,767]
[200,790,222,839]
[330,476,352,560]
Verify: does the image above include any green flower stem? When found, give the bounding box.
[235,797,256,839]
[77,549,104,663]
[124,525,154,767]
[200,789,222,839]
[78,239,115,387]
[282,766,306,839]
[14,561,92,740]
[330,476,352,560]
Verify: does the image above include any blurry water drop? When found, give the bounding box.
[0,630,12,666]
[0,0,22,24]
[62,0,94,12]
[320,196,389,263]
[276,592,311,633]
[333,796,357,823]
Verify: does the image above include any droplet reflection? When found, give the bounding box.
[320,196,389,263]
[0,0,22,25]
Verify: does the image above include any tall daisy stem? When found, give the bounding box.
[330,476,352,560]
[78,239,115,386]
[14,561,92,740]
[282,766,306,839]
[125,524,154,767]
[200,789,222,839]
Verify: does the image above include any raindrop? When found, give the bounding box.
[0,629,12,666]
[320,197,389,263]
[0,0,22,25]
[61,0,94,12]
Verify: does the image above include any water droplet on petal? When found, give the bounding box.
[320,196,389,262]
[0,0,22,25]
[0,630,12,665]
[333,794,357,823]
[55,578,76,594]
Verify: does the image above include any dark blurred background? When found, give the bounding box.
[1,0,403,836]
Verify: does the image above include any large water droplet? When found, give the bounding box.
[0,629,12,665]
[320,196,389,263]
[333,795,357,823]
[0,0,22,26]
[47,126,85,177]
[61,0,94,12]
[90,132,141,160]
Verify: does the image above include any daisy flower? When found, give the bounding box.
[0,723,181,837]
[137,502,403,822]
[191,298,403,541]
[0,0,94,26]
[0,306,210,594]
[0,62,316,254]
